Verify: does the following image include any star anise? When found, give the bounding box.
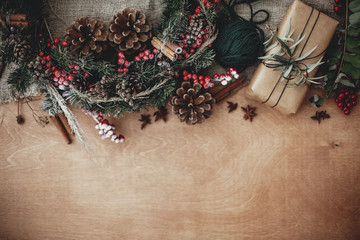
[227,101,238,113]
[241,105,257,122]
[139,114,151,129]
[311,110,330,124]
[153,107,168,122]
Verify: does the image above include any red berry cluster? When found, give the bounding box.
[37,36,89,90]
[82,109,125,143]
[116,48,158,75]
[179,68,239,89]
[177,2,218,59]
[201,0,219,8]
[334,88,358,115]
[333,0,344,14]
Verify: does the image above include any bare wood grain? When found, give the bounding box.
[0,87,360,240]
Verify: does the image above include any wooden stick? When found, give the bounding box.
[50,116,72,144]
[213,78,247,103]
[0,63,4,79]
[57,113,74,136]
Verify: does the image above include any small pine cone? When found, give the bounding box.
[70,77,89,92]
[109,8,152,54]
[64,17,109,55]
[116,74,142,105]
[13,40,31,60]
[171,81,215,125]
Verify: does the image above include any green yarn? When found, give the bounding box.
[214,0,269,71]
[215,20,265,69]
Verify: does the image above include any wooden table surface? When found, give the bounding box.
[0,87,359,240]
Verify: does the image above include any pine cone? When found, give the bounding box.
[70,77,89,92]
[13,40,31,60]
[28,56,50,81]
[116,73,142,106]
[171,81,215,125]
[109,8,152,54]
[86,76,111,99]
[64,17,109,55]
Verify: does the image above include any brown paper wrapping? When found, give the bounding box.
[246,0,338,114]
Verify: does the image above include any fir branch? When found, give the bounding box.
[7,64,33,95]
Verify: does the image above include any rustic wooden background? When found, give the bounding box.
[1,86,360,240]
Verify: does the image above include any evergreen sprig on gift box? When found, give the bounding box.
[260,19,325,87]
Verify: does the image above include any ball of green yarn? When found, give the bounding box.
[214,19,265,70]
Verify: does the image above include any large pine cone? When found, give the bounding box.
[109,8,152,54]
[64,17,109,55]
[171,81,215,125]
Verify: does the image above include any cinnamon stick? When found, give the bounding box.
[9,14,27,21]
[166,41,182,54]
[213,77,247,103]
[50,116,72,144]
[57,113,74,136]
[151,37,176,61]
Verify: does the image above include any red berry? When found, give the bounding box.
[199,75,204,80]
[51,66,56,71]
[84,72,90,78]
[143,56,149,61]
[343,107,348,111]
[54,70,61,77]
[123,68,128,73]
[68,64,73,69]
[352,101,357,105]
[192,43,197,48]
[192,74,197,79]
[208,43,212,48]
[53,38,60,44]
[337,102,343,108]
[62,41,69,47]
[190,48,195,53]
[39,51,44,57]
[174,72,179,78]
[334,5,340,12]
[205,76,211,82]
[117,52,125,58]
[344,110,350,115]
[148,53,154,59]
[117,68,123,73]
[118,58,125,65]
[74,65,80,70]
[67,75,74,81]
[195,8,201,14]
[153,48,158,54]
[203,83,209,88]
[139,52,145,58]
[135,56,141,62]
[183,76,188,81]
[187,73,192,79]
[38,33,43,38]
[185,53,190,58]
[144,49,151,55]
[339,93,345,98]
[200,80,205,85]
[193,79,198,83]
[345,91,350,95]
[213,74,219,78]
[45,55,51,61]
[46,62,51,68]
[72,70,77,74]
[124,60,130,67]
[183,70,188,75]
[351,94,357,99]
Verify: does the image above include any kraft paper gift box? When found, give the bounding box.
[246,0,338,114]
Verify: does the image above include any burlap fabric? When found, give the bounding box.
[0,0,340,104]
